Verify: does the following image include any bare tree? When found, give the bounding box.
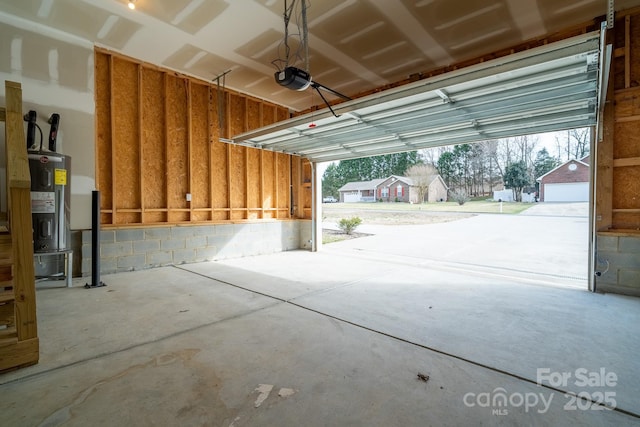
[555,128,590,161]
[406,163,438,203]
[512,134,539,184]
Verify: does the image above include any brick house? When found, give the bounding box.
[338,179,387,202]
[338,175,448,203]
[537,156,590,202]
[377,175,448,203]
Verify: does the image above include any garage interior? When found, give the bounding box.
[1,0,640,425]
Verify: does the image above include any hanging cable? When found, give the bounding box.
[301,0,309,73]
[213,69,231,140]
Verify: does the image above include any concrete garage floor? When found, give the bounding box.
[2,206,640,426]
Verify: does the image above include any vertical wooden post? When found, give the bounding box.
[208,86,215,221]
[625,15,631,89]
[109,56,117,225]
[596,36,615,231]
[164,73,170,222]
[138,64,145,223]
[2,81,39,370]
[259,149,264,219]
[187,79,193,222]
[274,152,279,219]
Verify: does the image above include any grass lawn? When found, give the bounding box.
[324,200,534,215]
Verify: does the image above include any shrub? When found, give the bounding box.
[451,189,470,205]
[338,216,362,235]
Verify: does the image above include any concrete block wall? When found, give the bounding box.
[595,233,640,296]
[81,220,310,276]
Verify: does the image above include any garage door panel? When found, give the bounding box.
[544,183,589,202]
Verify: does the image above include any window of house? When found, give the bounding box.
[397,185,403,197]
[382,187,389,198]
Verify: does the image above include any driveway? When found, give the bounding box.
[323,202,589,287]
[520,202,589,217]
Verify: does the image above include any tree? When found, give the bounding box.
[503,161,529,202]
[321,163,341,199]
[437,151,456,189]
[321,152,421,199]
[405,163,438,203]
[533,148,558,181]
[554,128,590,161]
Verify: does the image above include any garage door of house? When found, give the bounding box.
[343,193,360,203]
[544,183,589,202]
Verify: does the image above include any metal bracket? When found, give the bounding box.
[607,0,614,29]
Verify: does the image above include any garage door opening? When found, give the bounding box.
[319,127,592,290]
[234,30,605,292]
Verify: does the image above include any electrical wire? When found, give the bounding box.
[35,123,44,151]
[272,0,310,72]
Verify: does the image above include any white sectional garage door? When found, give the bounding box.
[544,182,589,202]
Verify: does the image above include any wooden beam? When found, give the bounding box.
[612,209,640,213]
[0,338,38,372]
[615,115,640,123]
[109,56,117,225]
[164,73,170,223]
[260,150,265,219]
[187,79,193,222]
[595,57,615,231]
[613,157,640,167]
[4,82,37,349]
[4,82,30,189]
[138,64,145,224]
[208,86,214,221]
[625,15,631,89]
[274,152,279,219]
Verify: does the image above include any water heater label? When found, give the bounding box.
[31,191,55,213]
[55,168,67,185]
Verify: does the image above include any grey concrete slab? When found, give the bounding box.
[3,267,277,384]
[1,303,637,426]
[324,212,589,284]
[180,250,394,301]
[522,202,589,217]
[2,223,638,425]
[290,264,640,413]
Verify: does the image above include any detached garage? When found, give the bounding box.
[537,157,590,202]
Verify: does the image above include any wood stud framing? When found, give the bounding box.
[95,48,311,226]
[597,9,640,234]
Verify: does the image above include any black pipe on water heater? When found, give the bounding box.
[85,190,106,288]
[24,110,37,149]
[48,113,60,152]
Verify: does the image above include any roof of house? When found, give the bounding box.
[383,175,447,188]
[536,158,589,182]
[380,175,414,186]
[338,178,386,192]
[340,174,448,191]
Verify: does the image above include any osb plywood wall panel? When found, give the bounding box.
[94,53,113,225]
[262,151,275,218]
[603,9,640,231]
[229,144,246,219]
[94,48,308,226]
[246,148,261,219]
[276,153,289,218]
[112,58,140,224]
[191,83,211,221]
[166,76,190,223]
[612,166,640,209]
[141,68,166,217]
[613,13,640,89]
